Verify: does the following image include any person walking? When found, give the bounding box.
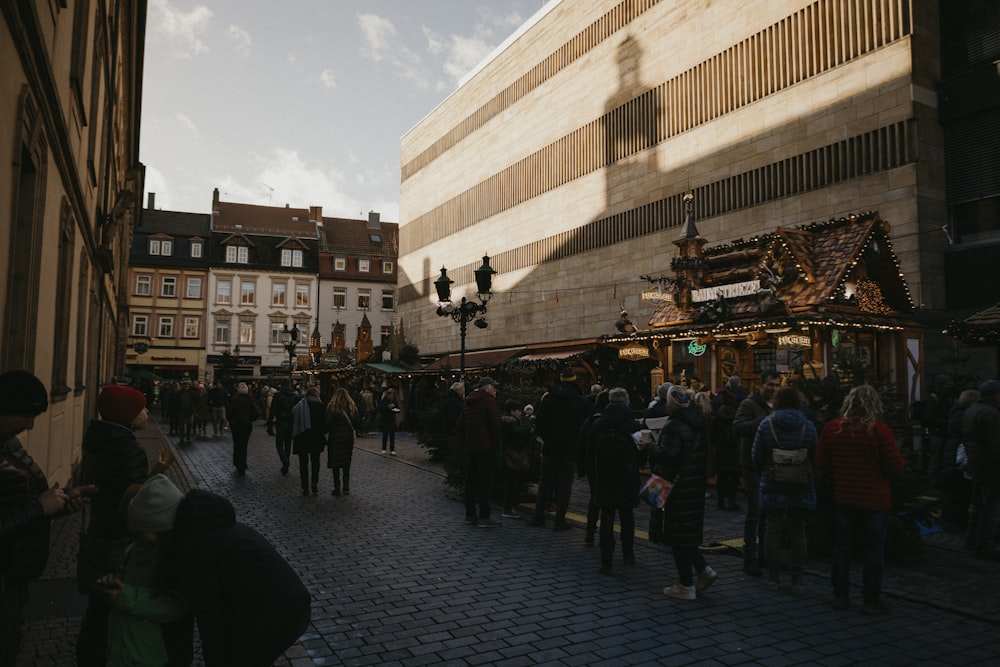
[270,382,299,476]
[173,381,195,445]
[292,386,327,496]
[528,367,591,531]
[226,382,259,476]
[207,381,229,437]
[713,375,746,511]
[326,388,359,497]
[651,385,718,600]
[378,387,401,455]
[459,377,503,527]
[500,399,533,519]
[751,387,818,593]
[817,384,905,614]
[578,389,611,546]
[961,379,1000,559]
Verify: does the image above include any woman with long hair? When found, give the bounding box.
[226,382,259,476]
[326,388,359,496]
[816,384,904,614]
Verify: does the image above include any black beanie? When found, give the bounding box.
[0,370,49,416]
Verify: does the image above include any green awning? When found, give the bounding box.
[364,362,408,374]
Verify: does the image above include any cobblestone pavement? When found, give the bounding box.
[17,417,1000,665]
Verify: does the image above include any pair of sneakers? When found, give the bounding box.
[663,566,718,600]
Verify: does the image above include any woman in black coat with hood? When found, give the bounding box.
[649,385,718,600]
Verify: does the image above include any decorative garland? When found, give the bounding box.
[943,321,1000,346]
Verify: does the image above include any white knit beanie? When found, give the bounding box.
[128,474,183,533]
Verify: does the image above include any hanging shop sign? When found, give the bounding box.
[690,280,761,303]
[642,289,673,303]
[777,334,812,348]
[618,344,651,360]
[687,340,707,356]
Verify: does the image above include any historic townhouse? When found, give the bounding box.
[207,189,320,379]
[317,212,399,364]
[397,0,1000,400]
[126,193,210,381]
[1,1,146,480]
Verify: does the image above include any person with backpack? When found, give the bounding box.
[590,388,642,575]
[751,387,818,593]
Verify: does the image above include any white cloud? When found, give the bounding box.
[228,25,251,57]
[443,35,493,82]
[358,13,429,89]
[320,68,336,89]
[174,113,198,134]
[422,26,444,55]
[240,148,363,214]
[358,13,396,62]
[150,0,213,59]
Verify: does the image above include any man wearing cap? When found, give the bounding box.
[0,370,91,664]
[529,367,591,531]
[458,377,502,527]
[75,384,152,665]
[962,379,1000,559]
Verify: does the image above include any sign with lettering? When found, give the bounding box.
[618,344,650,360]
[690,280,761,303]
[642,289,673,303]
[777,334,811,348]
[688,340,707,356]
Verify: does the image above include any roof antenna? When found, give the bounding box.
[262,184,274,205]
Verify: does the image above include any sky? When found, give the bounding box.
[140,0,550,221]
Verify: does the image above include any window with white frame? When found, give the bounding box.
[225,246,249,264]
[295,285,309,307]
[292,249,303,267]
[334,256,346,271]
[381,289,394,310]
[358,258,371,273]
[136,274,151,296]
[225,246,237,263]
[158,316,174,338]
[270,323,284,345]
[240,280,255,305]
[190,242,202,258]
[382,260,394,274]
[215,320,230,344]
[183,317,199,338]
[333,287,346,309]
[272,283,286,306]
[280,249,304,267]
[238,321,254,345]
[132,315,148,336]
[161,276,177,297]
[160,240,173,256]
[216,279,231,304]
[149,239,161,255]
[186,277,202,299]
[357,288,371,310]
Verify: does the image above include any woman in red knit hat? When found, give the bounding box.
[816,384,904,615]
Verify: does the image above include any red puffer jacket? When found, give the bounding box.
[816,418,904,511]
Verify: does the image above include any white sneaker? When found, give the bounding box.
[390,451,397,456]
[381,450,387,455]
[501,511,521,519]
[696,566,718,593]
[663,583,696,600]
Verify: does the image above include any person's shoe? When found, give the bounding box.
[501,510,520,519]
[696,566,718,593]
[553,520,572,531]
[767,579,781,592]
[599,565,613,576]
[331,489,341,497]
[663,583,696,600]
[311,487,319,496]
[343,489,350,495]
[831,597,851,610]
[381,449,387,455]
[527,516,545,528]
[302,489,309,497]
[478,517,501,528]
[464,515,478,525]
[743,561,763,577]
[390,451,397,456]
[862,600,891,615]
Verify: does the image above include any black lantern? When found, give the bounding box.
[434,266,454,303]
[281,323,300,371]
[474,255,496,298]
[434,254,498,380]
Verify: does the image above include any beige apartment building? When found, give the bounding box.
[397,0,1000,388]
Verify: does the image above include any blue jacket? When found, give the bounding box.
[751,408,818,510]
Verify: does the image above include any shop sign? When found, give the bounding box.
[777,334,811,348]
[691,280,760,303]
[618,344,650,360]
[688,340,707,356]
[641,289,672,303]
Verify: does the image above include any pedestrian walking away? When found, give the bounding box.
[459,377,503,527]
[293,386,327,496]
[227,382,259,476]
[378,387,401,455]
[326,387,360,496]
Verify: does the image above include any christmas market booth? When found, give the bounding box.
[605,203,924,423]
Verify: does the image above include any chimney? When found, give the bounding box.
[212,188,220,212]
[147,192,156,210]
[309,206,323,223]
[367,211,381,229]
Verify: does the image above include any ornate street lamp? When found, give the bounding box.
[281,323,300,372]
[220,343,241,384]
[434,254,496,380]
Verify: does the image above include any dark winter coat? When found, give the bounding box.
[535,382,591,458]
[732,391,771,467]
[326,409,357,469]
[292,395,326,456]
[207,386,228,408]
[458,388,501,454]
[943,401,971,477]
[751,408,818,511]
[591,402,642,509]
[79,420,149,540]
[816,418,904,511]
[226,394,259,426]
[711,387,744,473]
[962,398,1000,486]
[649,405,707,547]
[378,394,400,432]
[501,413,532,460]
[270,388,299,424]
[170,490,311,667]
[442,389,465,433]
[0,436,51,589]
[577,410,603,478]
[173,388,195,419]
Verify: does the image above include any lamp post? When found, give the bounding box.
[281,323,300,373]
[220,343,241,384]
[434,254,496,381]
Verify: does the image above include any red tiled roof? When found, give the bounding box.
[212,201,317,237]
[319,217,399,255]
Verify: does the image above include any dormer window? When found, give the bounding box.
[370,234,382,243]
[358,258,371,273]
[382,260,393,274]
[149,239,173,256]
[191,242,203,258]
[226,245,249,264]
[149,239,160,255]
[281,249,303,267]
[334,256,346,271]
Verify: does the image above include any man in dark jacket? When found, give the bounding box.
[529,367,591,531]
[0,371,90,665]
[173,381,195,444]
[442,382,465,433]
[458,377,502,527]
[167,486,311,666]
[269,382,299,475]
[962,379,1000,559]
[732,369,781,575]
[207,381,229,437]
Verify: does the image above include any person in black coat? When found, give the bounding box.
[378,387,401,454]
[326,387,359,496]
[650,385,718,600]
[293,386,327,496]
[226,383,259,476]
[169,488,311,666]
